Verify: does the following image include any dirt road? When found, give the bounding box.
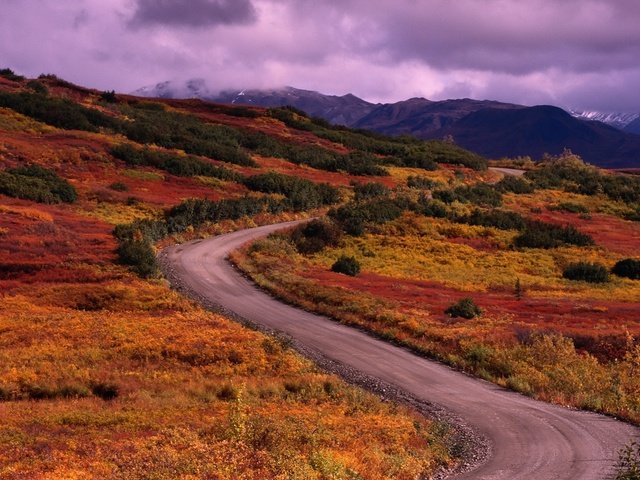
[162,221,638,479]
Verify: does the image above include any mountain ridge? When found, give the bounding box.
[134,80,640,167]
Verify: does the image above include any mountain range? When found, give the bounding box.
[134,81,640,168]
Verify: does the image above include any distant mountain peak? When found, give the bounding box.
[569,110,640,130]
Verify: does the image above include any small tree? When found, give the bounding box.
[612,259,640,280]
[331,255,360,276]
[445,298,482,319]
[515,278,524,300]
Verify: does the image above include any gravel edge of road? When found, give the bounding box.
[158,247,491,479]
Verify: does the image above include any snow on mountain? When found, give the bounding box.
[570,110,640,130]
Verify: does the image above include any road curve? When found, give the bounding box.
[163,221,638,480]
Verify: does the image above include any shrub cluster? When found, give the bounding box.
[290,219,343,254]
[495,175,535,194]
[549,202,589,214]
[352,181,390,201]
[612,259,640,280]
[514,221,594,249]
[525,155,640,205]
[562,262,609,283]
[0,165,77,204]
[445,298,482,319]
[0,68,24,82]
[110,144,241,181]
[434,183,503,207]
[331,255,360,276]
[0,91,120,132]
[329,197,407,236]
[243,172,340,211]
[407,176,441,190]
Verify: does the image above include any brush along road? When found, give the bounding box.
[162,221,638,479]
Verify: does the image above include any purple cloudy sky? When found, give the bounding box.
[2,0,640,111]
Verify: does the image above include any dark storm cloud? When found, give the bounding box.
[130,0,256,28]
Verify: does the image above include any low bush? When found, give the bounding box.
[445,298,482,319]
[26,80,48,95]
[91,382,120,401]
[331,255,360,276]
[612,259,640,280]
[495,175,535,194]
[462,209,527,231]
[549,202,589,214]
[329,198,406,236]
[291,219,343,254]
[407,176,440,190]
[0,165,77,204]
[563,262,609,283]
[352,181,390,201]
[514,221,594,249]
[110,144,242,181]
[0,68,24,81]
[434,183,502,207]
[116,239,158,278]
[100,90,117,103]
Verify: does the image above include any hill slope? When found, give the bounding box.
[426,105,640,168]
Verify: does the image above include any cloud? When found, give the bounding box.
[1,0,640,111]
[130,0,256,28]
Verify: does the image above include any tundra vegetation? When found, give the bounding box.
[0,72,464,478]
[234,151,640,425]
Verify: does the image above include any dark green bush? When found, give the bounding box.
[612,259,640,280]
[495,175,534,194]
[110,144,242,181]
[243,172,340,211]
[100,90,117,103]
[353,182,390,201]
[514,221,594,249]
[291,219,343,254]
[0,91,120,132]
[0,165,77,204]
[116,240,158,278]
[331,255,360,276]
[417,198,450,219]
[0,68,24,81]
[434,183,502,207]
[26,80,48,95]
[445,298,482,319]
[407,176,440,190]
[91,382,119,401]
[562,262,609,283]
[330,198,406,236]
[549,202,589,214]
[462,209,527,231]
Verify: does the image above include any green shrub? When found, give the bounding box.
[116,240,158,278]
[0,68,24,81]
[0,91,120,132]
[462,209,527,231]
[91,382,119,401]
[616,442,640,480]
[495,175,535,194]
[331,255,360,276]
[0,165,77,204]
[353,181,390,201]
[549,202,589,214]
[291,219,343,254]
[612,259,640,280]
[514,221,594,249]
[407,176,440,190]
[110,144,242,181]
[434,183,502,207]
[243,172,340,211]
[562,262,609,283]
[100,90,117,103]
[445,298,482,319]
[26,80,48,95]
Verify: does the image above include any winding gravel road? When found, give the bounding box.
[162,221,638,479]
